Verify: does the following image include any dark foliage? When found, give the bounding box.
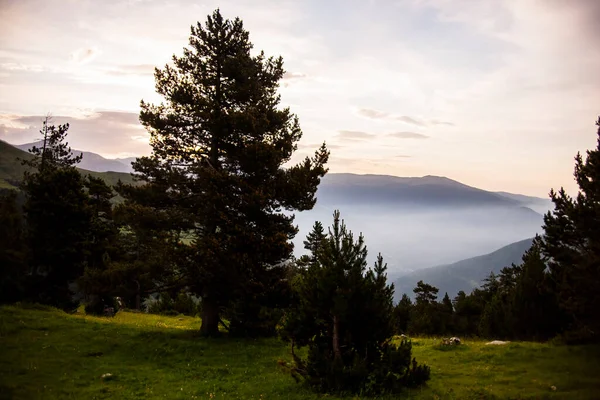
[0,190,27,303]
[539,116,600,343]
[116,8,329,337]
[279,211,430,395]
[20,121,91,311]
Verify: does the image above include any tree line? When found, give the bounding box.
[1,7,599,396]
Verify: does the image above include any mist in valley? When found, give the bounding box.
[291,202,545,279]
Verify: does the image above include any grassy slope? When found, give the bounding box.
[1,305,599,400]
[0,140,136,189]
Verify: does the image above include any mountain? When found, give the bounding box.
[314,173,521,209]
[2,139,545,276]
[494,191,553,214]
[0,140,135,189]
[14,141,135,173]
[293,173,544,275]
[392,237,535,302]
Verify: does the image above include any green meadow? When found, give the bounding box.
[1,304,598,400]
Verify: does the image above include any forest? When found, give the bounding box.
[1,8,599,398]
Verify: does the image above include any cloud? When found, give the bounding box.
[336,130,377,140]
[0,62,44,72]
[394,154,412,158]
[283,71,307,80]
[395,116,427,127]
[106,64,156,76]
[430,119,455,126]
[542,0,600,47]
[70,47,101,64]
[356,108,430,127]
[0,111,149,158]
[387,132,429,139]
[357,108,390,120]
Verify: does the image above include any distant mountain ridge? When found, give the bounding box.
[14,141,135,173]
[2,139,548,276]
[0,140,135,189]
[392,237,535,302]
[315,173,534,209]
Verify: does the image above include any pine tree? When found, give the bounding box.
[409,281,441,335]
[413,280,439,304]
[442,292,453,314]
[279,210,430,394]
[0,190,27,303]
[21,121,91,310]
[393,293,413,334]
[511,237,561,340]
[77,176,123,314]
[303,221,327,264]
[540,116,600,342]
[22,116,82,173]
[441,292,454,334]
[118,9,329,336]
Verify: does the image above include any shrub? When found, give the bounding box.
[84,296,120,317]
[147,291,199,317]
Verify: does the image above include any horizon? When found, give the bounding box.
[2,0,599,198]
[0,137,565,199]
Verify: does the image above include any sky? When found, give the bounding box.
[1,0,599,197]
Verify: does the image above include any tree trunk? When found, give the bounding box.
[332,314,341,361]
[200,298,220,337]
[134,280,141,310]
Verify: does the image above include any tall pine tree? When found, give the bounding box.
[21,119,91,310]
[119,9,329,336]
[540,116,600,343]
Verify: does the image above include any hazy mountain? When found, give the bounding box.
[115,157,137,171]
[314,173,521,209]
[14,141,135,173]
[2,139,547,277]
[293,174,545,276]
[0,140,135,189]
[494,191,553,214]
[392,237,535,302]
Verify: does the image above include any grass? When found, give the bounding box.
[1,305,599,399]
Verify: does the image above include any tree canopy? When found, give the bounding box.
[117,9,329,336]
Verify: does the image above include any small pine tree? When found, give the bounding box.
[393,293,413,334]
[440,292,455,334]
[302,221,327,264]
[279,210,430,395]
[409,281,441,335]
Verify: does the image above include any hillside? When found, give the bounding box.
[393,237,535,301]
[14,141,135,173]
[0,140,136,189]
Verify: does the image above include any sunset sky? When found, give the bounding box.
[1,0,599,197]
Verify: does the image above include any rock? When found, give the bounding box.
[486,340,510,345]
[101,373,113,380]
